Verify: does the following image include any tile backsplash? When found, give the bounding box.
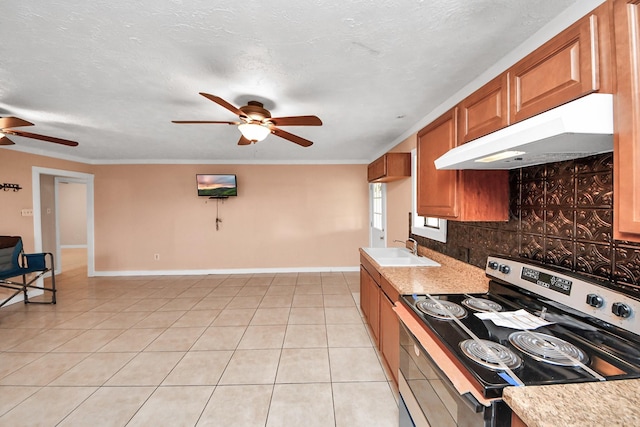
[411,152,640,296]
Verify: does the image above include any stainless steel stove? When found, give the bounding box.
[397,256,640,427]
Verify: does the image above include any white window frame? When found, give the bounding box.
[410,149,447,243]
[369,182,387,247]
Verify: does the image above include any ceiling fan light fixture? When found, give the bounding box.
[238,123,270,142]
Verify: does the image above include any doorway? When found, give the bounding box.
[369,182,387,248]
[56,178,88,274]
[31,167,95,277]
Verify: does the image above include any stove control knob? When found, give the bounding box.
[488,261,499,270]
[498,264,511,274]
[586,294,604,308]
[612,302,632,318]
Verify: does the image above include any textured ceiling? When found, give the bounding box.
[0,0,594,164]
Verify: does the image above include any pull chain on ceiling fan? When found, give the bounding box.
[172,93,322,147]
[0,117,79,147]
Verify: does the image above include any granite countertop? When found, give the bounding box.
[359,246,489,295]
[504,380,640,427]
[360,246,640,427]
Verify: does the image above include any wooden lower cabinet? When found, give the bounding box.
[368,274,380,344]
[359,267,370,319]
[360,265,380,345]
[379,290,399,384]
[511,411,528,427]
[360,255,399,385]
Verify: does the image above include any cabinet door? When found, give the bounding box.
[360,266,370,319]
[368,153,411,182]
[417,108,459,218]
[510,12,600,123]
[368,278,380,345]
[613,0,640,240]
[458,73,509,143]
[379,292,399,384]
[367,156,386,182]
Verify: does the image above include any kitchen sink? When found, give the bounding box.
[362,247,440,267]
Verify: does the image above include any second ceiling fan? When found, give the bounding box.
[172,93,322,147]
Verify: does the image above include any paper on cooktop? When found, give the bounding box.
[474,309,554,330]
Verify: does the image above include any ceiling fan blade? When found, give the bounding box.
[172,120,240,125]
[238,135,252,145]
[270,127,313,147]
[199,93,246,118]
[0,136,15,145]
[0,116,34,129]
[269,115,323,127]
[5,130,79,147]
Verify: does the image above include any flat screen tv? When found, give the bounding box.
[196,174,238,198]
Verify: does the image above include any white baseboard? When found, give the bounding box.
[93,266,360,277]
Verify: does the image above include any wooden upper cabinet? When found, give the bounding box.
[367,152,411,182]
[417,108,459,218]
[458,73,509,143]
[416,108,509,221]
[509,2,614,123]
[613,0,640,241]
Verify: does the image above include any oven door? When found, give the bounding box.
[398,321,510,427]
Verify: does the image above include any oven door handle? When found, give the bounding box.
[400,320,485,414]
[423,346,484,413]
[460,392,483,413]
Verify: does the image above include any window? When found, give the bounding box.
[411,149,447,243]
[371,182,384,231]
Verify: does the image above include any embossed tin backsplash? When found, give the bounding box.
[412,152,640,296]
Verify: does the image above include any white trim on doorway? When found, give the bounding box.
[32,167,95,277]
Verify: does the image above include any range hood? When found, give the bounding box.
[434,93,614,170]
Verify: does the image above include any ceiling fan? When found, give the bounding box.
[172,93,322,147]
[0,116,79,147]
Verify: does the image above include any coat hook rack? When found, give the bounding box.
[0,183,22,192]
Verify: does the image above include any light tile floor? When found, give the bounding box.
[0,249,398,426]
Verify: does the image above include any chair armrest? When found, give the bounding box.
[22,253,52,271]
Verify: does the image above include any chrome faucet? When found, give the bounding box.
[394,238,419,256]
[407,238,418,256]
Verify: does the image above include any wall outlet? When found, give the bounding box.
[153,254,160,261]
[21,209,33,217]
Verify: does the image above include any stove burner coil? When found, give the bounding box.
[461,297,503,313]
[508,331,589,366]
[459,339,522,371]
[416,300,467,320]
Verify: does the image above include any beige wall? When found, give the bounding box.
[1,149,369,272]
[385,134,417,246]
[93,163,369,271]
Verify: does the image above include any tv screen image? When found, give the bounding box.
[196,174,237,198]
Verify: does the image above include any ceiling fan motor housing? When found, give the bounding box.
[240,101,271,122]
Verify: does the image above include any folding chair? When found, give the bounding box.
[0,236,56,308]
